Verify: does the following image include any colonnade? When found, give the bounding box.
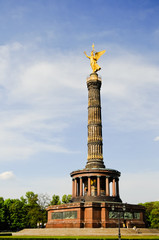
[72,175,119,198]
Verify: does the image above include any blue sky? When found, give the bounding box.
[0,0,159,204]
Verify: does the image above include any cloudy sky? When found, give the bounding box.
[0,0,159,204]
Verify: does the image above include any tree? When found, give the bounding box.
[62,194,72,204]
[139,201,154,227]
[38,193,51,227]
[50,194,61,205]
[3,197,28,231]
[139,201,159,228]
[4,198,13,230]
[25,191,39,206]
[9,199,28,230]
[0,197,6,230]
[25,191,41,228]
[150,202,159,228]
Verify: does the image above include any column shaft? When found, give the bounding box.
[97,176,101,196]
[106,177,110,196]
[112,178,116,197]
[75,178,77,197]
[116,179,119,197]
[80,177,83,197]
[72,179,75,197]
[88,177,91,196]
[86,73,105,169]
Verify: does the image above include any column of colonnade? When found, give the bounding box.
[72,176,119,198]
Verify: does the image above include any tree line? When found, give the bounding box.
[0,191,71,231]
[139,201,159,228]
[0,192,158,231]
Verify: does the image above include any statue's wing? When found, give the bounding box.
[95,50,106,60]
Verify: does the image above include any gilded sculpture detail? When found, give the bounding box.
[84,44,106,73]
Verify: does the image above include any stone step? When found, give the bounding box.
[13,228,159,236]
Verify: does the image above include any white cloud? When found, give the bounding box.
[10,57,85,104]
[0,110,72,161]
[120,171,159,204]
[101,52,159,130]
[0,43,87,162]
[154,136,159,141]
[0,171,15,180]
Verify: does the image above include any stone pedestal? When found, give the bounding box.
[46,202,145,228]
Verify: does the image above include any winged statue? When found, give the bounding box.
[84,44,106,73]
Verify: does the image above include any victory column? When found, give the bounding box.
[46,45,145,228]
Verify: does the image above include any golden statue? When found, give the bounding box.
[84,44,106,73]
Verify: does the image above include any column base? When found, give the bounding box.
[85,160,105,169]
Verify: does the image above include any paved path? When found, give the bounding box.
[13,228,159,236]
